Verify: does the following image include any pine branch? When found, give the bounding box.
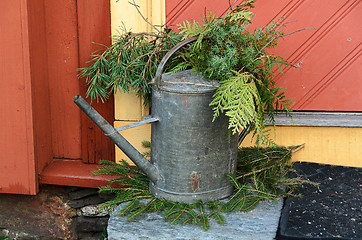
[93,145,316,230]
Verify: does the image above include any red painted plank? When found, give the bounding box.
[39,160,113,188]
[27,0,53,175]
[44,0,82,159]
[0,0,38,195]
[77,0,115,164]
[166,0,362,112]
[299,48,361,110]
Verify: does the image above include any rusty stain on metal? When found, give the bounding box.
[183,96,188,108]
[190,171,200,192]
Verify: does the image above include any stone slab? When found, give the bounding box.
[108,199,283,240]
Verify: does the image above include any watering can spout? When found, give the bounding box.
[73,95,161,184]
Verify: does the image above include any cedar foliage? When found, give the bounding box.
[93,145,315,230]
[174,0,294,145]
[79,0,297,145]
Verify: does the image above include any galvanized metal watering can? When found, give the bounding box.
[73,38,244,203]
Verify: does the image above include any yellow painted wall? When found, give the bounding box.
[241,126,362,168]
[111,0,165,163]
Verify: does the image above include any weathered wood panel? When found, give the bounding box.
[0,0,39,194]
[44,0,81,160]
[77,0,114,164]
[27,0,54,175]
[0,0,114,194]
[44,0,114,164]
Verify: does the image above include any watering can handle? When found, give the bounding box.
[152,36,251,146]
[153,36,200,87]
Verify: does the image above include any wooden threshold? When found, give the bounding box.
[265,112,362,127]
[39,159,113,188]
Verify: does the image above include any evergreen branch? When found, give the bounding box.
[168,205,191,225]
[243,198,261,211]
[197,203,209,230]
[127,198,159,220]
[94,145,315,230]
[236,166,274,179]
[210,71,262,135]
[227,195,246,212]
[120,199,139,216]
[226,0,238,15]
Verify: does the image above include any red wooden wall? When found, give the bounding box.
[0,0,114,194]
[0,0,44,194]
[166,0,362,111]
[44,0,115,164]
[1,0,360,195]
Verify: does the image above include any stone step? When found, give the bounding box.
[107,199,283,240]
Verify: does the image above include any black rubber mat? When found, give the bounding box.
[277,162,362,240]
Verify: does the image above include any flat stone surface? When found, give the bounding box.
[108,199,283,240]
[278,163,362,239]
[77,205,109,217]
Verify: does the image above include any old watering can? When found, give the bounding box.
[74,37,245,203]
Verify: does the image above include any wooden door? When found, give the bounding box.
[0,0,114,194]
[166,0,362,111]
[44,0,114,164]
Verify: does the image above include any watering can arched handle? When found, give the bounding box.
[152,36,252,146]
[153,36,200,87]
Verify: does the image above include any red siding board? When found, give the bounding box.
[300,50,362,111]
[166,0,362,112]
[77,0,115,164]
[44,0,82,159]
[0,0,38,194]
[27,0,54,175]
[276,1,361,110]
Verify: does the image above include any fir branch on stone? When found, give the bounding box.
[94,145,317,230]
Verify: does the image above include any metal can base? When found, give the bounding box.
[149,183,234,204]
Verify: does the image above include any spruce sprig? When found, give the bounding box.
[95,145,316,230]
